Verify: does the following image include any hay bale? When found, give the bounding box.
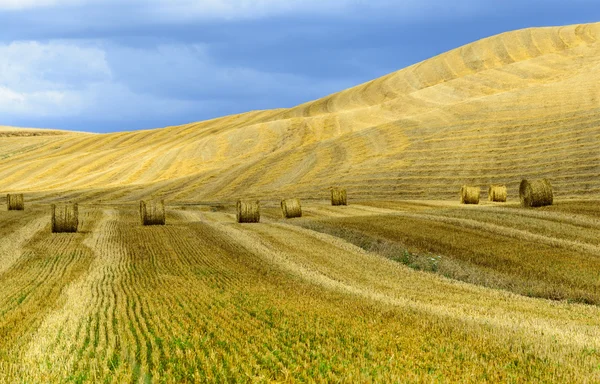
[331,188,347,206]
[140,200,166,226]
[488,185,507,202]
[519,179,553,207]
[460,185,480,204]
[281,198,302,219]
[51,203,78,233]
[237,200,260,223]
[7,194,24,211]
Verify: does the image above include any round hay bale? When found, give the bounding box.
[237,200,260,223]
[281,198,302,219]
[7,193,24,211]
[51,203,78,233]
[488,185,507,202]
[519,179,553,207]
[460,185,480,204]
[331,188,347,206]
[140,200,166,226]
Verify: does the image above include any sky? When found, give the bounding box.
[1,0,599,133]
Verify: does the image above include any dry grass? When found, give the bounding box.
[0,206,96,380]
[541,200,600,216]
[298,200,600,304]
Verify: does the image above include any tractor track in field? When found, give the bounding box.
[0,215,48,276]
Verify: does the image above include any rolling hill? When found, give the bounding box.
[1,22,599,203]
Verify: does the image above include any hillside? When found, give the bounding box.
[1,22,600,203]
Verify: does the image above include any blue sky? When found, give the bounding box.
[1,0,599,133]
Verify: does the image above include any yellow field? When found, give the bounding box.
[1,22,600,382]
[0,202,600,382]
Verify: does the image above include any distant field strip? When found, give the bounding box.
[0,208,98,381]
[387,211,600,255]
[303,200,600,305]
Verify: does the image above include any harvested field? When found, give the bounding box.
[0,204,598,381]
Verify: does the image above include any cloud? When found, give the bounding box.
[0,0,81,10]
[144,0,371,20]
[0,41,111,90]
[0,40,188,119]
[132,0,483,22]
[0,41,110,117]
[104,43,351,101]
[0,0,479,20]
[0,39,355,130]
[0,86,84,118]
[0,0,362,13]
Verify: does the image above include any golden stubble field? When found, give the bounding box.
[1,199,600,382]
[1,21,600,382]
